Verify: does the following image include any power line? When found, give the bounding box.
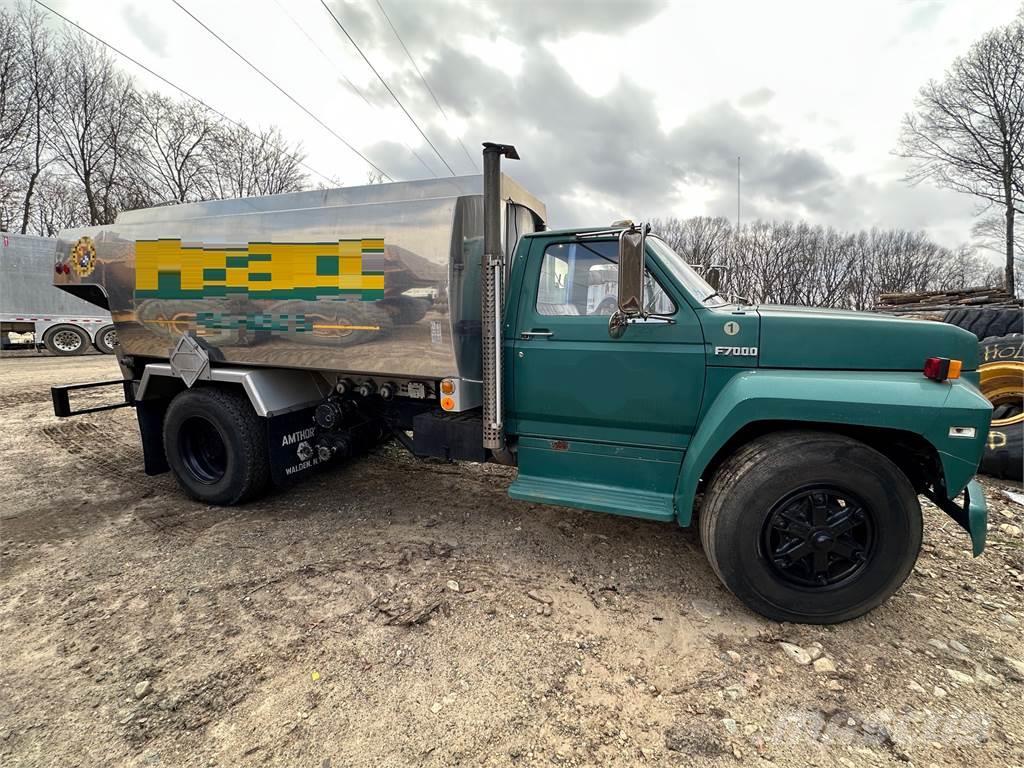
[31,0,339,188]
[268,0,437,178]
[172,0,394,181]
[374,0,479,173]
[319,0,457,177]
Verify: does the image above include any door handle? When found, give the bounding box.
[520,330,554,339]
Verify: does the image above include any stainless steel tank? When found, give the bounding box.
[54,175,545,381]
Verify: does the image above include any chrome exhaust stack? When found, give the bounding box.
[481,142,518,452]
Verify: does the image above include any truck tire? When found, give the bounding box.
[942,307,1023,339]
[699,431,922,624]
[43,324,90,356]
[135,299,241,347]
[94,324,118,354]
[978,334,1023,480]
[271,299,393,347]
[380,296,431,325]
[163,387,270,505]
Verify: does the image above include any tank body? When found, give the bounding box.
[54,175,545,380]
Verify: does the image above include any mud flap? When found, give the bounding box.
[136,399,170,475]
[925,479,987,557]
[266,405,326,487]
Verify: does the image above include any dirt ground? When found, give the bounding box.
[1,354,1023,768]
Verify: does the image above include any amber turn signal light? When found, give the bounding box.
[440,379,455,395]
[440,396,455,410]
[923,357,961,382]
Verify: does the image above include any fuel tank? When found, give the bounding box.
[53,175,545,381]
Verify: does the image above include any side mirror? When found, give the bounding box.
[617,227,645,316]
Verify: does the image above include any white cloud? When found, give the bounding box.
[20,0,1021,260]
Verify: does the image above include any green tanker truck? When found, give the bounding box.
[50,143,992,624]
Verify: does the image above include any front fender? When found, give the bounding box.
[675,369,991,530]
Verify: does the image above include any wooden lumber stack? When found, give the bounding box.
[875,286,1021,315]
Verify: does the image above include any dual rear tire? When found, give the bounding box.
[699,431,922,624]
[163,387,270,505]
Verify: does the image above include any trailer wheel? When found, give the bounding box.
[699,430,921,624]
[43,324,89,356]
[94,324,118,354]
[163,387,270,505]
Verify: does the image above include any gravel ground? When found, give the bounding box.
[1,354,1022,768]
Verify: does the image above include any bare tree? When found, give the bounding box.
[0,6,31,229]
[972,211,1024,275]
[137,93,219,204]
[48,31,141,225]
[0,7,29,177]
[14,2,55,234]
[897,13,1024,294]
[210,124,306,199]
[651,216,983,309]
[30,170,89,236]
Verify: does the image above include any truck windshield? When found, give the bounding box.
[647,237,728,306]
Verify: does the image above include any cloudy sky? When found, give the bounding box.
[21,0,1020,253]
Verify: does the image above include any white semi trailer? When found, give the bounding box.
[0,232,117,355]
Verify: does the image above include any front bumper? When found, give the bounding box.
[925,478,987,556]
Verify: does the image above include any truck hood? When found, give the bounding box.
[755,305,980,371]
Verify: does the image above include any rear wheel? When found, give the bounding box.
[43,324,89,356]
[94,324,118,354]
[163,387,270,505]
[699,431,922,624]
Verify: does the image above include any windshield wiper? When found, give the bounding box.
[702,291,721,303]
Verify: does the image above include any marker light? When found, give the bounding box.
[948,426,976,439]
[440,396,455,411]
[440,379,455,395]
[924,357,961,382]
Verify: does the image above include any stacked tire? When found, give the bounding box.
[942,307,1022,339]
[943,308,1023,481]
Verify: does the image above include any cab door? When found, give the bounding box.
[508,237,705,450]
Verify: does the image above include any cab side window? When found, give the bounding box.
[535,241,675,316]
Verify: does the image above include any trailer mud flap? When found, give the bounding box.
[267,406,325,486]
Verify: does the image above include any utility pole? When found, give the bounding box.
[736,155,741,231]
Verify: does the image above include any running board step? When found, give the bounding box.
[508,474,674,522]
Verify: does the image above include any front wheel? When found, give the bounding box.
[699,431,922,624]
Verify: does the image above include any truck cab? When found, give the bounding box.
[495,224,990,622]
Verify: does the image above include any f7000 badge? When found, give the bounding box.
[715,346,758,356]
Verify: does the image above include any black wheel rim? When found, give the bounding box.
[179,416,227,484]
[760,485,876,588]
